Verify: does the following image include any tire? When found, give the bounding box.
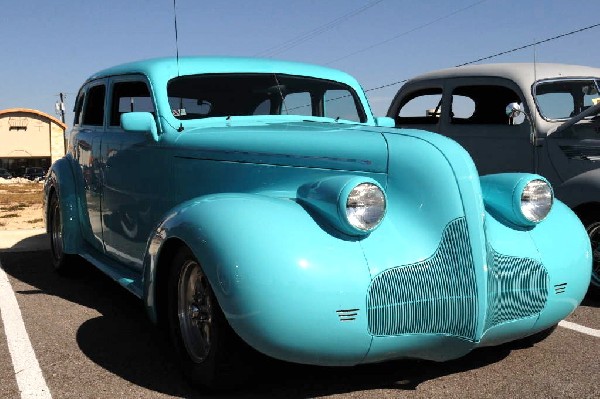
[581,216,600,298]
[167,246,250,390]
[48,193,76,274]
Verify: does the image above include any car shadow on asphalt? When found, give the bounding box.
[1,249,549,398]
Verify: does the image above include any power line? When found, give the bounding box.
[364,22,600,93]
[455,22,600,66]
[325,0,489,65]
[255,0,386,58]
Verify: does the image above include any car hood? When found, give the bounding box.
[169,121,388,173]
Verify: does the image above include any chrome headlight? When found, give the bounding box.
[345,182,386,232]
[520,179,553,223]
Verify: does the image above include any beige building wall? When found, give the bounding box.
[0,108,66,165]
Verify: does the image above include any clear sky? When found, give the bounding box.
[1,0,599,123]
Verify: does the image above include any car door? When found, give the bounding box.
[100,76,164,270]
[442,78,535,175]
[72,81,106,253]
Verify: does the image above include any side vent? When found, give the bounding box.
[554,283,567,294]
[336,309,359,322]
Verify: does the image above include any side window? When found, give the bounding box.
[396,88,443,124]
[82,84,106,126]
[73,91,85,126]
[451,85,523,125]
[110,81,154,126]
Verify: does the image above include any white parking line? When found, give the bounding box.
[0,261,52,399]
[559,320,600,338]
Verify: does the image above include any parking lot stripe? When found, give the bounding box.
[559,320,600,338]
[0,262,52,399]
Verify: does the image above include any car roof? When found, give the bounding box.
[406,63,600,88]
[87,56,361,88]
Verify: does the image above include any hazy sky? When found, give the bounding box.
[1,0,599,122]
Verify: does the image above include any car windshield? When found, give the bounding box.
[534,78,600,121]
[167,73,366,123]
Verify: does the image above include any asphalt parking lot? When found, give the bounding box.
[1,232,599,399]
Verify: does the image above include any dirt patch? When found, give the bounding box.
[0,180,45,230]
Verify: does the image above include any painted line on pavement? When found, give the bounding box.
[0,261,52,399]
[559,320,600,338]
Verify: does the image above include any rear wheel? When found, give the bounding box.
[48,193,76,274]
[167,246,250,390]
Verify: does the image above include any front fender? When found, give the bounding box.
[554,168,600,209]
[44,156,83,253]
[145,193,374,365]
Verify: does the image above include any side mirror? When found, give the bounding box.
[375,116,395,128]
[505,102,523,119]
[121,112,158,141]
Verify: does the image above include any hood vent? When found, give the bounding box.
[336,309,359,322]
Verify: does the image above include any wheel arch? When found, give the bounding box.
[44,156,84,253]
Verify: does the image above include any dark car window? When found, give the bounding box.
[110,81,154,126]
[450,85,522,125]
[82,84,106,126]
[167,73,366,123]
[394,88,443,125]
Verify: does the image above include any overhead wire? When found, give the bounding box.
[325,0,490,65]
[255,0,386,58]
[364,22,600,93]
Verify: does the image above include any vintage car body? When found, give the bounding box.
[387,63,600,295]
[44,57,591,387]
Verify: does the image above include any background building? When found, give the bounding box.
[0,108,66,176]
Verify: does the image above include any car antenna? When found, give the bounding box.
[173,0,184,132]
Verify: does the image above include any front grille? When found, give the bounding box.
[366,218,550,340]
[367,218,479,340]
[484,249,548,330]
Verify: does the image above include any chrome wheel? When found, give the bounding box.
[586,221,600,288]
[177,259,213,363]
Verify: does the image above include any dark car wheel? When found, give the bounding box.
[48,193,76,274]
[167,246,251,390]
[582,217,600,297]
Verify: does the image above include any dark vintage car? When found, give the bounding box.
[387,63,600,295]
[44,57,591,389]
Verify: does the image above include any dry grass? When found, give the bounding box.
[0,183,45,229]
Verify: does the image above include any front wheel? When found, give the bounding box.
[167,246,250,390]
[582,219,600,297]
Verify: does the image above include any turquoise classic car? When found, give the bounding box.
[44,57,591,389]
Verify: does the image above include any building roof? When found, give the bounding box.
[0,108,67,130]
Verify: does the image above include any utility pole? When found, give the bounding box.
[55,93,67,154]
[55,93,66,124]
